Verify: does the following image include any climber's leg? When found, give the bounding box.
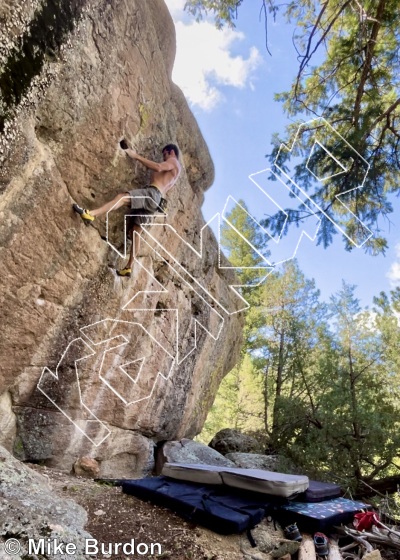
[117,224,141,277]
[73,192,130,224]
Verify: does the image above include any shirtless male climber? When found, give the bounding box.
[73,142,181,277]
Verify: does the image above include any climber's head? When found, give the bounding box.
[162,144,179,160]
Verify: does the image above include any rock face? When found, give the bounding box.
[0,0,243,476]
[209,429,262,455]
[0,445,91,559]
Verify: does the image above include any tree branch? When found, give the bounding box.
[294,1,353,99]
[362,97,400,142]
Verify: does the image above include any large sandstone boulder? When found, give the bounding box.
[156,438,235,473]
[0,0,244,475]
[209,429,262,456]
[0,445,91,559]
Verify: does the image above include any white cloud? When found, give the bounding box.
[387,243,400,286]
[165,1,262,111]
[165,0,186,18]
[173,22,261,111]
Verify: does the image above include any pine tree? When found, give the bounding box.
[253,260,326,449]
[200,200,268,441]
[289,282,400,486]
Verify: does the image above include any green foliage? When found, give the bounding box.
[256,260,327,448]
[266,0,400,254]
[282,283,400,487]
[183,0,243,28]
[220,198,270,293]
[200,356,264,443]
[201,202,400,487]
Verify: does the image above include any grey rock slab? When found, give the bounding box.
[0,446,92,560]
[157,439,235,473]
[225,453,282,471]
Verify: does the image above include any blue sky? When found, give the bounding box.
[165,0,400,308]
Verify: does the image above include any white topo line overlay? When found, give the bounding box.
[37,117,372,443]
[38,319,176,446]
[106,194,167,259]
[274,117,373,248]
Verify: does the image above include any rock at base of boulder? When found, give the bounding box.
[73,456,100,478]
[156,438,235,474]
[226,453,282,471]
[209,429,262,455]
[0,445,92,560]
[17,422,156,479]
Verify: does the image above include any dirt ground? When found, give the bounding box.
[29,464,245,560]
[27,465,400,560]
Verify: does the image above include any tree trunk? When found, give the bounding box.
[348,344,362,480]
[263,363,269,434]
[355,475,400,498]
[271,329,285,445]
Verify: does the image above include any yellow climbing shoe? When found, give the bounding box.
[73,203,95,225]
[116,267,132,277]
